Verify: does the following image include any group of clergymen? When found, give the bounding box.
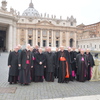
[8,44,97,85]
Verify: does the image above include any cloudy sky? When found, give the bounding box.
[1,0,100,25]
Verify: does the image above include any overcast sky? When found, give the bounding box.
[1,0,100,25]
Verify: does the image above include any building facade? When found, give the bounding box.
[77,22,100,51]
[0,0,77,51]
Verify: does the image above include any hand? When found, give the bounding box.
[19,64,21,67]
[44,66,46,68]
[31,66,33,68]
[8,65,11,68]
[39,62,42,65]
[74,58,76,60]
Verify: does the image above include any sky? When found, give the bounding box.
[1,0,100,25]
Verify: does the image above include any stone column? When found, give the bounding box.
[60,31,62,46]
[74,32,77,47]
[53,31,56,47]
[51,30,53,47]
[40,29,43,47]
[36,29,38,45]
[66,31,69,47]
[26,29,28,45]
[6,27,8,51]
[33,29,35,47]
[8,25,13,51]
[47,30,49,46]
[12,26,17,48]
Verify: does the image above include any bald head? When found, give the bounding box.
[86,49,90,54]
[14,46,19,52]
[60,46,64,51]
[30,46,33,52]
[18,44,22,50]
[47,47,51,52]
[35,45,39,49]
[56,48,59,52]
[72,47,76,51]
[26,44,31,50]
[68,47,71,52]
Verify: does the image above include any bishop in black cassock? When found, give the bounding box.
[45,47,55,82]
[18,44,33,85]
[8,46,19,84]
[34,48,46,82]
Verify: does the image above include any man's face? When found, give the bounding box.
[81,50,84,55]
[18,45,21,50]
[86,50,90,53]
[39,48,42,53]
[45,47,48,52]
[35,45,38,49]
[78,48,81,52]
[48,48,51,52]
[56,48,59,52]
[26,44,30,50]
[68,48,71,52]
[73,47,75,51]
[30,47,33,52]
[60,46,64,51]
[15,47,18,52]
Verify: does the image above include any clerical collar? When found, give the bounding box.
[26,49,30,51]
[61,50,64,52]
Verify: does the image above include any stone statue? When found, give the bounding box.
[1,0,7,11]
[10,7,14,14]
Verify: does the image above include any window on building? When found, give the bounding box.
[28,40,32,46]
[71,22,73,26]
[70,38,74,47]
[87,45,88,48]
[49,42,51,47]
[56,32,59,37]
[78,45,79,48]
[29,36,31,38]
[95,45,96,48]
[49,31,52,36]
[38,42,40,46]
[70,33,74,36]
[28,29,33,35]
[43,30,47,36]
[38,20,40,22]
[56,41,59,47]
[22,19,24,21]
[38,30,40,35]
[43,40,46,47]
[63,23,65,25]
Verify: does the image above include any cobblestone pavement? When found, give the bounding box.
[0,53,100,100]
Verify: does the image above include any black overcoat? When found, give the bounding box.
[8,51,19,76]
